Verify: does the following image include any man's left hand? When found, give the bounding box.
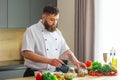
[76,61,87,69]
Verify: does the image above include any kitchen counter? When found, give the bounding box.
[0,60,24,67]
[0,60,26,80]
[7,75,120,80]
[0,60,25,71]
[2,61,119,80]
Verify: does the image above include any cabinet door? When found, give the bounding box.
[0,0,7,28]
[0,0,57,28]
[8,0,30,28]
[0,68,26,80]
[30,0,57,25]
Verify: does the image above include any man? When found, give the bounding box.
[21,6,86,77]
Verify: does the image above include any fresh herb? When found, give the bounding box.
[102,64,117,75]
[92,61,102,72]
[87,61,118,76]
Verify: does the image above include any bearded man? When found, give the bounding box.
[21,6,86,77]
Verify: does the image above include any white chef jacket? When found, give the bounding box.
[21,20,70,71]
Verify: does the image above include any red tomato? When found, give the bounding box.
[106,72,111,76]
[64,75,70,79]
[109,72,118,76]
[36,72,42,80]
[106,72,117,76]
[95,72,103,76]
[113,72,118,76]
[85,60,92,67]
[57,74,61,78]
[88,70,95,76]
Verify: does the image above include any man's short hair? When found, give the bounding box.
[43,6,59,15]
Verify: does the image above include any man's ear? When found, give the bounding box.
[42,14,46,19]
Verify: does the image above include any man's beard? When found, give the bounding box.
[44,20,56,32]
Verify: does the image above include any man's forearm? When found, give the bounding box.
[63,50,79,64]
[23,50,50,64]
[23,50,64,66]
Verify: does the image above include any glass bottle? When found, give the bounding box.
[109,49,112,66]
[112,49,117,69]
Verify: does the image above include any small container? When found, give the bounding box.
[77,68,85,77]
[68,67,76,73]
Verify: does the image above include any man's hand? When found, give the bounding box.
[48,58,64,66]
[76,61,87,69]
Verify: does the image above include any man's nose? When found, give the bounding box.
[53,21,57,25]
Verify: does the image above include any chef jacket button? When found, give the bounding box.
[42,30,44,32]
[56,49,58,50]
[45,39,47,41]
[46,49,49,51]
[55,38,57,40]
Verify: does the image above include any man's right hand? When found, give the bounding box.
[48,58,64,66]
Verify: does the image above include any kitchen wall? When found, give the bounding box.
[0,0,75,61]
[0,28,25,61]
[57,0,75,52]
[0,0,57,61]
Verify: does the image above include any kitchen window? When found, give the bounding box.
[94,0,120,69]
